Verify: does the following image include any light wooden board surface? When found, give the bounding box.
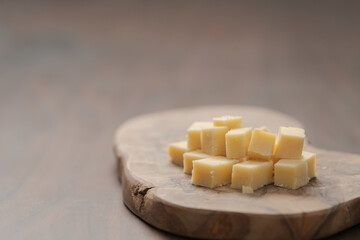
[115,106,360,239]
[0,0,359,239]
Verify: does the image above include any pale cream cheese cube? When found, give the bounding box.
[191,158,239,188]
[248,129,276,161]
[231,160,273,191]
[213,115,242,129]
[274,159,309,189]
[302,151,316,178]
[201,126,229,156]
[183,150,212,174]
[273,127,305,159]
[168,141,188,166]
[225,127,252,159]
[187,121,213,151]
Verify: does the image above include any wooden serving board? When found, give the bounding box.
[114,106,360,239]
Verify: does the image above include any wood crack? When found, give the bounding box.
[133,184,153,213]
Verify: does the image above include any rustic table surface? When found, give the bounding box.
[0,1,359,239]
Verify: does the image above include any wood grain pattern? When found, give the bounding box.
[115,106,360,239]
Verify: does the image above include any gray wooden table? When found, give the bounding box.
[0,1,359,239]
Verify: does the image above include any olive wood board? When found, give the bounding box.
[114,106,360,240]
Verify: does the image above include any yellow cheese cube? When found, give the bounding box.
[168,141,188,166]
[302,151,316,178]
[183,150,212,174]
[273,127,305,159]
[256,126,269,132]
[213,115,242,129]
[274,159,309,189]
[248,129,276,161]
[273,151,316,178]
[231,160,273,191]
[225,127,252,159]
[201,126,229,156]
[187,121,213,151]
[192,158,240,188]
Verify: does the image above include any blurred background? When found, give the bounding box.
[0,0,359,239]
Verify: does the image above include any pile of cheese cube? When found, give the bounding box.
[168,116,316,193]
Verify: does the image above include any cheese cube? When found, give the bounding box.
[225,127,252,159]
[248,129,276,161]
[274,159,309,189]
[231,160,273,191]
[302,151,316,178]
[187,121,213,151]
[168,141,188,166]
[213,115,242,129]
[273,127,305,159]
[256,126,269,132]
[192,158,240,188]
[183,150,212,174]
[201,126,229,156]
[273,151,316,180]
